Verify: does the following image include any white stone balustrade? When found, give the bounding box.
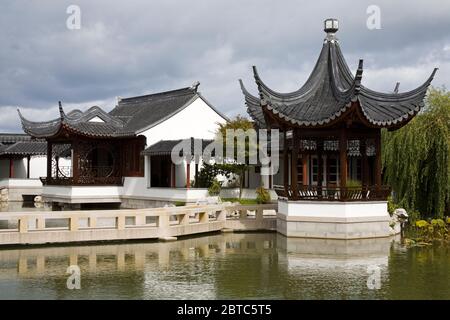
[0,203,277,246]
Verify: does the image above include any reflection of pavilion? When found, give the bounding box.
[275,235,395,299]
[276,234,393,268]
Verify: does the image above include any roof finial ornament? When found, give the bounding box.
[58,101,64,121]
[190,81,200,92]
[394,82,400,94]
[324,18,339,42]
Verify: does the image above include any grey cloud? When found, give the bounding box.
[0,0,448,132]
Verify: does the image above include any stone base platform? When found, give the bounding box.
[277,200,392,239]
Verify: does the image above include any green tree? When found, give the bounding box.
[382,87,450,218]
[216,115,257,199]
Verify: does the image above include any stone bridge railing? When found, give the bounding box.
[0,203,277,246]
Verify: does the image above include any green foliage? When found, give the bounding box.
[408,210,421,224]
[174,201,186,207]
[387,196,399,215]
[194,163,222,188]
[382,87,450,218]
[208,179,222,196]
[256,187,271,204]
[409,218,449,243]
[221,198,259,205]
[415,220,429,228]
[216,115,258,198]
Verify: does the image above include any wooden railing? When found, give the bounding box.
[42,166,122,186]
[273,184,391,202]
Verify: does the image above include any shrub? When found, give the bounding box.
[413,219,448,242]
[387,196,399,215]
[208,179,222,196]
[256,187,271,204]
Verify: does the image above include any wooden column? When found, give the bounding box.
[26,156,30,179]
[186,161,191,189]
[291,130,299,199]
[55,156,60,178]
[195,163,199,186]
[46,141,52,179]
[302,154,308,186]
[171,163,176,188]
[317,140,323,198]
[339,129,348,190]
[268,173,272,189]
[283,130,289,194]
[72,141,79,183]
[9,158,14,178]
[375,132,382,188]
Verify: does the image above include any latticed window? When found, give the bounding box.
[300,140,317,151]
[324,140,339,151]
[347,140,361,157]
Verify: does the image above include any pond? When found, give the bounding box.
[0,201,52,212]
[0,232,448,299]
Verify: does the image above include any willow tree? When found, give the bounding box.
[382,87,450,218]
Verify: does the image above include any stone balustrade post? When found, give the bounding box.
[217,210,227,222]
[135,215,146,226]
[19,217,28,233]
[256,208,264,222]
[89,217,97,228]
[178,213,189,225]
[116,216,125,230]
[37,218,46,230]
[69,217,79,231]
[199,212,209,223]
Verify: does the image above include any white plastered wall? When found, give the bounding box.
[139,96,226,147]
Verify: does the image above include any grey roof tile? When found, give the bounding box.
[241,27,437,129]
[18,85,207,139]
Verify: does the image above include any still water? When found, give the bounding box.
[0,233,448,299]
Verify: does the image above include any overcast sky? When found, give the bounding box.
[0,0,449,132]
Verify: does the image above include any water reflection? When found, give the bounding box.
[0,233,448,299]
[0,201,52,212]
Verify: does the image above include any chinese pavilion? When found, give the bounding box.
[17,85,206,187]
[240,19,437,239]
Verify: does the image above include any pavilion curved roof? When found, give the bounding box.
[18,83,209,139]
[240,20,437,129]
[18,104,133,139]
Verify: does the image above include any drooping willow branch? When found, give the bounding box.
[382,87,450,218]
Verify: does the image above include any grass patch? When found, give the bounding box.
[221,198,259,205]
